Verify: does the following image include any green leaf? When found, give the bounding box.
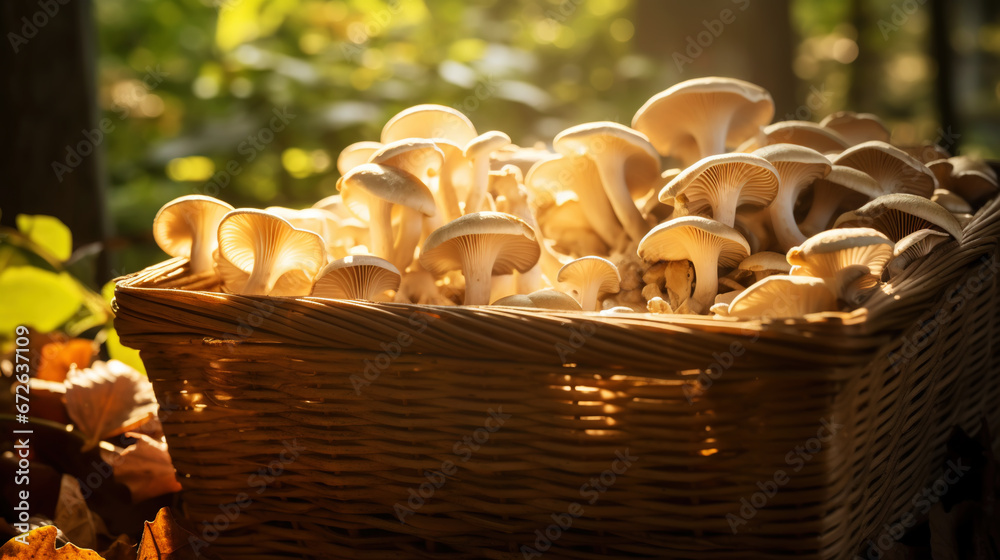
[101,280,117,307]
[0,267,83,334]
[105,326,146,375]
[16,215,73,261]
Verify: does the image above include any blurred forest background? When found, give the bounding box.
[3,0,1000,283]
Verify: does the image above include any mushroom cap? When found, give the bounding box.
[886,229,951,278]
[637,216,750,267]
[492,288,582,311]
[368,139,444,188]
[557,256,622,293]
[931,189,972,214]
[632,77,774,161]
[552,122,661,195]
[835,193,964,241]
[339,163,437,220]
[738,251,792,274]
[491,143,555,177]
[659,153,779,223]
[728,275,838,319]
[216,209,326,296]
[939,156,999,205]
[311,194,355,220]
[899,143,951,164]
[819,111,891,145]
[465,130,512,159]
[311,255,401,301]
[834,141,937,198]
[153,195,235,270]
[787,227,894,280]
[742,121,850,154]
[817,165,883,199]
[381,104,478,145]
[419,211,540,277]
[337,141,383,175]
[753,143,832,192]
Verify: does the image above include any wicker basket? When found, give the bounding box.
[114,193,1000,560]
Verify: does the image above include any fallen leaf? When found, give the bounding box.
[54,475,108,550]
[102,434,182,503]
[0,525,103,559]
[38,339,96,382]
[99,534,137,560]
[64,360,158,452]
[136,508,202,560]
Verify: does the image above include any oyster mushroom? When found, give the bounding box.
[833,193,963,242]
[637,216,750,313]
[553,122,660,242]
[834,141,937,198]
[728,276,838,319]
[216,209,326,296]
[557,256,621,312]
[819,111,891,145]
[753,144,832,251]
[660,153,779,228]
[632,77,774,166]
[419,212,540,305]
[153,195,234,273]
[787,227,893,304]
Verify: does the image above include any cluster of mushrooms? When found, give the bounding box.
[151,77,999,319]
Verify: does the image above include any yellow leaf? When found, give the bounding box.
[64,360,158,452]
[0,525,103,559]
[0,268,83,334]
[17,214,73,261]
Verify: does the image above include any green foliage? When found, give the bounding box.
[0,268,82,334]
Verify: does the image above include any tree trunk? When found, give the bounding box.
[0,0,111,282]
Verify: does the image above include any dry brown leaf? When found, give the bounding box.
[38,339,96,382]
[102,433,182,503]
[54,475,108,550]
[136,508,202,560]
[64,360,158,452]
[0,525,103,559]
[99,534,137,560]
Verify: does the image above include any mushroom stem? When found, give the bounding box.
[798,183,842,236]
[466,156,490,214]
[243,249,277,296]
[694,126,728,161]
[574,169,628,248]
[459,243,501,305]
[578,281,602,312]
[392,206,423,271]
[712,192,741,228]
[769,188,807,251]
[690,253,721,311]
[593,154,648,241]
[189,232,213,273]
[368,200,395,264]
[438,159,464,221]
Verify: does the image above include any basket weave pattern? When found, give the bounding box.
[114,195,1000,560]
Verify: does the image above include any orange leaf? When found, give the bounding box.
[136,508,201,560]
[38,339,96,382]
[103,433,182,503]
[0,525,103,559]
